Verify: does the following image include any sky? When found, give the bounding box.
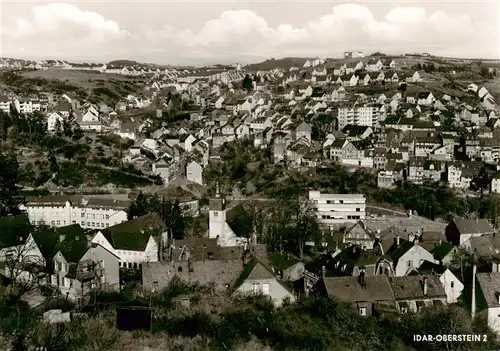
[1,0,499,65]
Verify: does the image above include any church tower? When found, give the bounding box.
[209,183,227,240]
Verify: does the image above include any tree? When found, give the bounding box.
[127,191,149,219]
[0,151,23,217]
[4,236,46,299]
[242,74,253,92]
[480,66,490,78]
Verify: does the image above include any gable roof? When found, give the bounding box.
[268,252,300,270]
[476,272,500,307]
[101,213,166,251]
[452,218,495,235]
[54,225,89,263]
[431,242,457,261]
[322,275,395,302]
[0,215,32,249]
[390,275,446,300]
[233,258,276,290]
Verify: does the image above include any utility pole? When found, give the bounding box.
[471,263,477,319]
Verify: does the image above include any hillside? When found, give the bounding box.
[0,70,145,106]
[107,59,141,66]
[245,57,311,71]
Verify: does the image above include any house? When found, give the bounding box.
[317,274,397,316]
[417,92,435,106]
[50,225,120,300]
[78,108,102,132]
[295,122,312,142]
[47,112,64,132]
[445,218,496,247]
[115,122,136,140]
[410,71,421,83]
[475,272,500,334]
[186,160,203,186]
[389,275,447,313]
[91,213,166,268]
[0,215,33,262]
[268,252,305,281]
[382,237,436,276]
[234,258,296,306]
[417,261,463,303]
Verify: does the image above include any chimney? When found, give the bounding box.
[396,234,400,246]
[423,276,428,296]
[59,235,65,243]
[359,270,366,287]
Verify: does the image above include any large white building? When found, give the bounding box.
[22,195,129,230]
[308,191,366,228]
[337,105,380,130]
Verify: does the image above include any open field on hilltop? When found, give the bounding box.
[20,69,145,90]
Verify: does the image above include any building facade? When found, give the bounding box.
[22,196,129,230]
[308,191,366,228]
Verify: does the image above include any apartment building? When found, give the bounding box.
[308,191,366,228]
[21,195,129,230]
[0,95,11,113]
[337,105,380,130]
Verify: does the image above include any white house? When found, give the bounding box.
[186,160,203,185]
[91,213,166,269]
[78,108,102,132]
[47,112,64,132]
[476,272,500,335]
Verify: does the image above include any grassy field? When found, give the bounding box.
[20,69,145,91]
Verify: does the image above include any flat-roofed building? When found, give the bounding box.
[308,191,366,228]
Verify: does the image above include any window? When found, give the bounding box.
[57,262,62,271]
[252,283,260,293]
[178,266,183,272]
[262,283,270,295]
[56,220,60,225]
[72,221,76,224]
[81,221,85,226]
[51,220,55,226]
[92,214,95,219]
[359,307,367,316]
[407,260,413,268]
[81,213,85,218]
[105,215,109,220]
[87,222,90,226]
[451,281,454,288]
[356,208,360,212]
[213,211,218,217]
[92,222,95,227]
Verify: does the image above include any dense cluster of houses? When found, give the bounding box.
[2,54,500,331]
[5,189,500,334]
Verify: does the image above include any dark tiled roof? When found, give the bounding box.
[54,225,89,263]
[0,215,32,249]
[323,275,395,302]
[102,213,165,251]
[431,242,457,261]
[476,272,500,307]
[269,252,300,270]
[390,275,446,300]
[452,219,495,235]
